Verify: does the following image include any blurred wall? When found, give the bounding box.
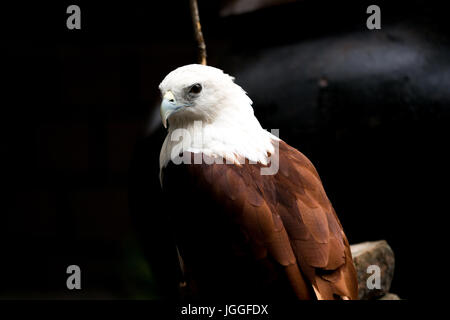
[1,0,448,299]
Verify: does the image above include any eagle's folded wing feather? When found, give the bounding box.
[186,140,358,300]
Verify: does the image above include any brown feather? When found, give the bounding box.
[162,140,358,300]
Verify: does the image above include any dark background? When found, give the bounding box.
[1,0,448,299]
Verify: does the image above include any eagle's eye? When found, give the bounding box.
[189,83,202,94]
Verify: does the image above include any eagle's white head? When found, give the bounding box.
[158,64,277,172]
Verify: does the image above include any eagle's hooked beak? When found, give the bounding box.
[160,91,183,129]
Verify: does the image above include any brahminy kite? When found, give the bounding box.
[158,64,358,300]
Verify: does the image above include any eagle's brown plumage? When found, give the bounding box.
[162,140,358,300]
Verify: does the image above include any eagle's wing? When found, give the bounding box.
[180,140,358,300]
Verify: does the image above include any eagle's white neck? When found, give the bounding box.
[159,100,277,173]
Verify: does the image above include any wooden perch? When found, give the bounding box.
[350,240,397,300]
[189,0,207,65]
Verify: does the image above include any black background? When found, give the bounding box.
[1,0,448,300]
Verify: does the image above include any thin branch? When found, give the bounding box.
[189,0,207,65]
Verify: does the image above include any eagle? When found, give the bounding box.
[158,64,358,300]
